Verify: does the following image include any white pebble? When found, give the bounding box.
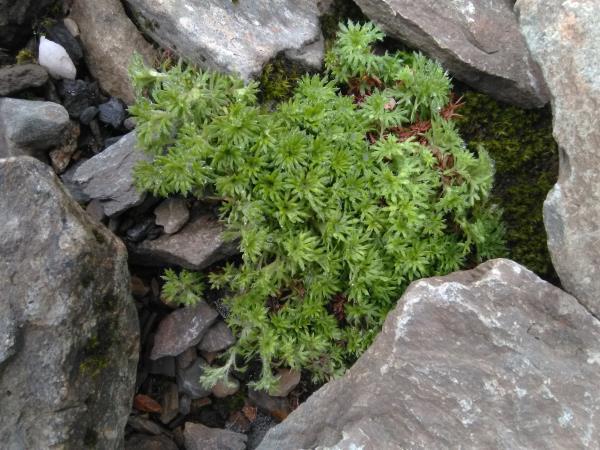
[38,36,76,80]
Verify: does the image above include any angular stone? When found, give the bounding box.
[69,132,152,216]
[271,368,300,397]
[127,415,166,435]
[176,358,211,399]
[198,321,235,353]
[211,376,240,399]
[48,120,80,174]
[248,389,291,422]
[516,0,600,317]
[124,0,323,80]
[184,422,247,450]
[151,302,219,359]
[0,98,70,158]
[98,97,126,128]
[58,79,99,119]
[125,434,179,450]
[160,383,180,424]
[154,197,190,234]
[129,214,239,270]
[70,0,158,104]
[258,259,600,449]
[0,157,139,449]
[0,64,48,96]
[354,0,549,108]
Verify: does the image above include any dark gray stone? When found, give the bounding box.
[46,22,84,62]
[98,97,125,128]
[0,64,48,96]
[160,383,180,424]
[198,321,235,353]
[58,79,99,118]
[151,302,219,360]
[249,389,291,421]
[0,157,139,450]
[125,433,178,450]
[354,0,549,108]
[125,216,155,243]
[516,0,600,317]
[69,132,152,216]
[258,259,600,449]
[80,105,99,125]
[127,415,166,435]
[70,0,158,104]
[124,0,324,79]
[129,214,238,270]
[176,358,211,399]
[0,98,70,158]
[0,0,55,49]
[184,422,247,450]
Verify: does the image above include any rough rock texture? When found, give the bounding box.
[150,302,219,360]
[354,0,548,108]
[0,98,70,158]
[125,433,179,450]
[184,422,248,450]
[0,157,139,449]
[0,0,55,49]
[198,321,235,353]
[154,197,190,234]
[516,0,600,317]
[258,259,600,449]
[124,0,323,79]
[70,0,157,104]
[0,64,48,96]
[69,132,151,216]
[177,358,211,399]
[129,214,238,270]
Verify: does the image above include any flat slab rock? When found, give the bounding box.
[67,131,151,216]
[0,157,139,449]
[124,0,324,79]
[258,259,600,449]
[184,422,247,450]
[354,0,548,108]
[129,214,238,270]
[516,0,600,318]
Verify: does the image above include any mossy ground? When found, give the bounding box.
[457,91,559,282]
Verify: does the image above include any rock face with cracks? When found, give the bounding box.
[258,259,600,449]
[516,0,600,318]
[0,157,139,450]
[354,0,549,108]
[124,0,324,79]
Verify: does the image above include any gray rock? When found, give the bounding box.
[198,321,235,353]
[0,64,48,96]
[0,0,55,49]
[98,97,126,128]
[0,98,70,158]
[270,368,300,397]
[516,0,600,317]
[70,0,158,104]
[129,214,239,270]
[0,157,139,450]
[354,0,549,108]
[160,383,180,424]
[48,120,80,174]
[80,106,99,125]
[177,358,211,399]
[211,376,240,399]
[149,356,176,378]
[69,132,152,216]
[249,389,291,420]
[151,302,219,360]
[154,197,190,234]
[127,415,166,435]
[125,433,179,450]
[184,422,248,450]
[124,0,323,80]
[258,259,600,449]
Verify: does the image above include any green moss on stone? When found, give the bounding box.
[258,57,300,103]
[457,92,558,282]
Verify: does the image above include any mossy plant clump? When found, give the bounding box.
[129,21,504,392]
[457,92,558,281]
[258,57,300,103]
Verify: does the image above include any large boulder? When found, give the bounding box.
[69,0,158,104]
[0,98,70,159]
[124,0,324,79]
[516,1,600,317]
[354,0,549,108]
[258,259,600,449]
[0,0,55,49]
[67,132,151,216]
[0,157,139,449]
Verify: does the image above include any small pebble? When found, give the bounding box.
[98,97,125,128]
[63,18,80,38]
[123,116,137,130]
[80,106,98,125]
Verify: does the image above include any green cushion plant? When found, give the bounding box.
[130,21,505,392]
